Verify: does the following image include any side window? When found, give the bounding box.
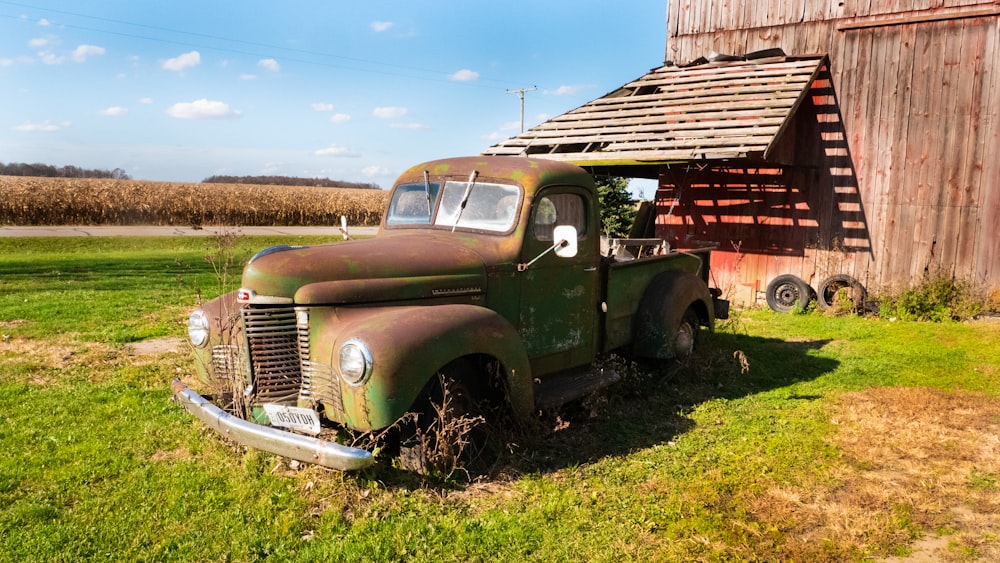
[533,193,586,241]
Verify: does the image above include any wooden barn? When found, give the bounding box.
[485,0,999,310]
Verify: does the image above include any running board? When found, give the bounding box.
[533,366,621,410]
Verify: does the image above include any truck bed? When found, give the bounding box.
[602,244,710,352]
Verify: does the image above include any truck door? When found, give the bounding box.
[518,188,601,373]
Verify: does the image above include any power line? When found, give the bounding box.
[0,1,519,90]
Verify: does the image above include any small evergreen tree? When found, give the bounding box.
[595,176,636,236]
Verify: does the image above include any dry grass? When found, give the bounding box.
[0,176,388,226]
[746,387,1000,561]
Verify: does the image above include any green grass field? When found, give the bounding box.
[1,237,998,562]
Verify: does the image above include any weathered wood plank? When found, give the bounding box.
[543,102,801,126]
[553,91,807,118]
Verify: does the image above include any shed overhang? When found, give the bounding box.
[483,53,830,169]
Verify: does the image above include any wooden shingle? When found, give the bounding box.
[483,55,828,166]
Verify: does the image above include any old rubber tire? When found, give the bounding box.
[765,274,812,313]
[816,274,867,312]
[398,361,503,477]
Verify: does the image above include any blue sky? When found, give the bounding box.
[1,1,666,193]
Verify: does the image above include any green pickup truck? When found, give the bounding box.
[173,156,727,471]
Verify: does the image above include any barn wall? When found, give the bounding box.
[659,1,1000,304]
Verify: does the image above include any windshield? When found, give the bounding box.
[385,182,441,225]
[386,180,521,232]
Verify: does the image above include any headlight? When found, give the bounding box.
[187,310,210,348]
[338,339,372,386]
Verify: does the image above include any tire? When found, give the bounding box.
[674,306,699,360]
[398,360,502,478]
[816,274,867,312]
[765,274,812,313]
[633,271,712,360]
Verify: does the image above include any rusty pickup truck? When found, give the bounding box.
[173,156,727,471]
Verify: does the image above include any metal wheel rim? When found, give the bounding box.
[773,283,801,308]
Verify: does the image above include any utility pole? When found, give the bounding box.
[506,86,537,133]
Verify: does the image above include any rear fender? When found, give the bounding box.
[633,271,714,359]
[325,304,533,431]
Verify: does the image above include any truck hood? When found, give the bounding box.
[240,236,487,305]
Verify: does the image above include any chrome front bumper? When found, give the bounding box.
[171,379,374,471]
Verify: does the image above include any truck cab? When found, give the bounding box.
[174,156,725,471]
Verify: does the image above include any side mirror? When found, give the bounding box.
[553,225,578,258]
[517,225,580,271]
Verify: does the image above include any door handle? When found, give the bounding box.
[584,266,597,272]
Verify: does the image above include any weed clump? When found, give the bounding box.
[877,272,990,322]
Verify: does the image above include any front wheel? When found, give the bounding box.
[397,360,505,478]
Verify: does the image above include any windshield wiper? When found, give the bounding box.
[422,170,433,215]
[451,170,479,232]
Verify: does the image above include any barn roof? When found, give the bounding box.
[482,54,829,172]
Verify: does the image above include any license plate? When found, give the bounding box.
[263,404,321,435]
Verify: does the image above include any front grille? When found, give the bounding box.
[301,361,343,417]
[242,306,301,404]
[210,344,245,393]
[295,309,345,417]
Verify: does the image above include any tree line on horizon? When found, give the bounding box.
[0,162,380,190]
[0,162,130,180]
[202,175,380,190]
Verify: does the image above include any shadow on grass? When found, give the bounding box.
[364,329,839,487]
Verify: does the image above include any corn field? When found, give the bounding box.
[0,176,388,226]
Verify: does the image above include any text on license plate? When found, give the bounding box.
[262,404,321,435]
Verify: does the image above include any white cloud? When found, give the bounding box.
[500,120,521,131]
[99,106,128,116]
[0,58,13,68]
[138,97,153,104]
[311,102,334,112]
[162,51,200,72]
[371,21,393,32]
[240,74,257,80]
[330,113,351,124]
[544,85,586,96]
[258,58,280,72]
[166,99,240,119]
[260,162,282,175]
[72,44,105,63]
[38,18,51,26]
[39,52,63,65]
[29,37,50,49]
[362,165,389,177]
[482,131,507,142]
[448,69,479,82]
[314,145,359,157]
[373,106,407,119]
[15,120,70,132]
[390,123,426,130]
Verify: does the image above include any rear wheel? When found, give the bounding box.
[766,274,812,313]
[674,306,699,360]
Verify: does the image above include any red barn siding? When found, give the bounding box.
[661,1,999,303]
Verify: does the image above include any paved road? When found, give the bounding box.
[0,225,379,237]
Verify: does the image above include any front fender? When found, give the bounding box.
[190,290,241,384]
[325,304,533,431]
